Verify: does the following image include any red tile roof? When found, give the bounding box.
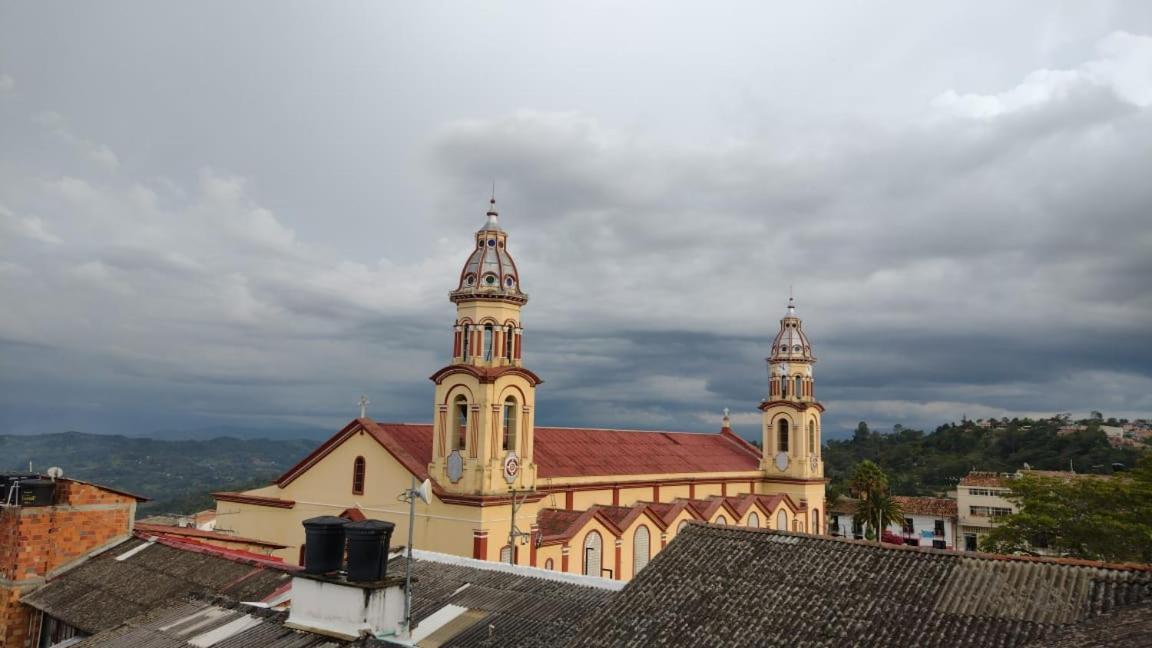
[276,419,763,487]
[531,426,761,478]
[892,496,958,518]
[134,523,288,549]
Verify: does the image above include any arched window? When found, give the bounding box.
[793,519,805,533]
[351,456,366,495]
[747,512,760,528]
[505,325,514,359]
[808,420,815,454]
[499,545,513,564]
[633,526,651,575]
[677,520,689,533]
[715,515,727,525]
[461,324,470,358]
[545,558,554,570]
[777,419,790,453]
[483,324,494,361]
[794,375,803,398]
[582,531,602,577]
[781,376,788,398]
[502,397,517,451]
[777,510,788,531]
[812,509,821,535]
[454,396,468,451]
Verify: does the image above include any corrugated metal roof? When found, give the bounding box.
[20,537,291,635]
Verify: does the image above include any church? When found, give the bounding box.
[214,199,827,581]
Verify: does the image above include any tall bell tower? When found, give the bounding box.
[760,297,824,482]
[429,199,541,496]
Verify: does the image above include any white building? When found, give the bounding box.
[829,496,957,550]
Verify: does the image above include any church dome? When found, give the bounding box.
[769,298,814,362]
[450,199,527,305]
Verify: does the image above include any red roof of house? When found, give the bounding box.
[134,523,288,549]
[276,419,763,487]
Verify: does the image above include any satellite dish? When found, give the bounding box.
[415,478,432,504]
[46,467,64,480]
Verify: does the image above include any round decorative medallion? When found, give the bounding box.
[774,452,790,472]
[809,455,818,472]
[503,451,520,484]
[447,450,464,483]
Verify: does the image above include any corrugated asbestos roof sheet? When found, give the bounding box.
[393,553,615,647]
[70,598,346,648]
[567,524,1152,647]
[20,537,291,634]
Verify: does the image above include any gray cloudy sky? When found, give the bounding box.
[2,2,1151,440]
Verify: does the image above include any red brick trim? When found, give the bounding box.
[438,491,548,507]
[428,364,543,386]
[472,530,488,560]
[614,539,622,580]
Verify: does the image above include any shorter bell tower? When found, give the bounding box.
[759,297,824,481]
[429,199,541,497]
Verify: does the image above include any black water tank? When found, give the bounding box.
[345,519,395,582]
[302,516,348,574]
[18,479,56,507]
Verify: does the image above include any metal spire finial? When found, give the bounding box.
[359,394,370,419]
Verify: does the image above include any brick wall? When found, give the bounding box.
[0,480,138,648]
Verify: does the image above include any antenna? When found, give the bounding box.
[399,476,432,638]
[414,478,431,504]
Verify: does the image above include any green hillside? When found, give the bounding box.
[823,416,1147,499]
[0,432,316,515]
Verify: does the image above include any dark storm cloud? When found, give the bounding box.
[1,6,1150,438]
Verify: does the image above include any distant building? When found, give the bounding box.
[1100,425,1124,439]
[215,201,828,580]
[957,468,1108,552]
[828,496,957,549]
[0,472,147,647]
[957,471,1016,551]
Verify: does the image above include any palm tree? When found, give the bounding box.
[854,491,904,544]
[849,460,889,499]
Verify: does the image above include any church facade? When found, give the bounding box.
[214,200,827,581]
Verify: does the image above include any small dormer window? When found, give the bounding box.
[487,239,496,247]
[505,276,515,287]
[498,241,505,248]
[477,240,483,248]
[465,274,475,286]
[793,345,801,352]
[485,274,497,285]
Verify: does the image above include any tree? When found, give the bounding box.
[982,456,1152,562]
[848,460,900,544]
[1090,411,1104,421]
[849,459,888,498]
[853,421,871,442]
[855,491,904,544]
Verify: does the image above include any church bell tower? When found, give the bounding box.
[760,297,824,481]
[429,199,541,496]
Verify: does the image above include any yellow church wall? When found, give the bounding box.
[535,543,564,572]
[220,432,483,562]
